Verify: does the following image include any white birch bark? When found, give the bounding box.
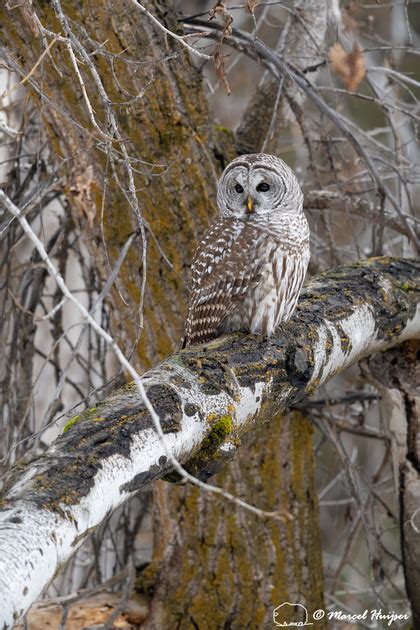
[0,258,419,628]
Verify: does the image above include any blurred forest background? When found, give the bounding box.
[1,0,419,627]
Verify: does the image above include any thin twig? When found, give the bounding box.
[131,1,211,60]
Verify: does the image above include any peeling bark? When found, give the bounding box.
[17,590,149,630]
[0,257,419,627]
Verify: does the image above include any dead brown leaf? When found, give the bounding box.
[208,1,233,95]
[6,0,41,36]
[208,0,229,21]
[245,0,262,14]
[69,165,97,228]
[329,42,366,92]
[214,46,231,95]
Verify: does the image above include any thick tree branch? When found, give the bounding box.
[0,257,419,627]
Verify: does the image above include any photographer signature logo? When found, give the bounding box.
[273,602,409,626]
[273,602,321,626]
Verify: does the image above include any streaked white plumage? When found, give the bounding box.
[183,153,310,346]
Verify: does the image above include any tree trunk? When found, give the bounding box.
[141,412,325,629]
[366,342,420,627]
[1,0,234,366]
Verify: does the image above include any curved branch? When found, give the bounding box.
[185,20,420,250]
[0,257,419,627]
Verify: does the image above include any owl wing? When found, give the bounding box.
[183,219,265,346]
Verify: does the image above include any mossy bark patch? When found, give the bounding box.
[164,414,234,482]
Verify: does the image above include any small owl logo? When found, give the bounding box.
[273,601,311,626]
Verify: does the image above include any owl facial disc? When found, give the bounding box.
[216,153,302,219]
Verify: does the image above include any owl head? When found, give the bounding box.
[216,153,303,219]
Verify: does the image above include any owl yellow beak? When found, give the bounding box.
[246,196,254,213]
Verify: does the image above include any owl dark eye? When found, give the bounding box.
[256,182,270,192]
[234,184,244,194]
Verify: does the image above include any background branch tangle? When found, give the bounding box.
[0,0,419,627]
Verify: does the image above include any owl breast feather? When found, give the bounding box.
[183,215,309,346]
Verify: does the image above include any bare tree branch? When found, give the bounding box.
[185,20,420,251]
[235,0,332,153]
[0,254,419,627]
[304,190,419,241]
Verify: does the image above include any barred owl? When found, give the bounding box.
[183,153,310,347]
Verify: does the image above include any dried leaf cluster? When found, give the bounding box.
[329,42,366,92]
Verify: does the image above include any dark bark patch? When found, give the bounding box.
[336,323,352,355]
[120,455,170,493]
[285,345,314,390]
[184,403,199,417]
[182,354,229,395]
[146,385,183,433]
